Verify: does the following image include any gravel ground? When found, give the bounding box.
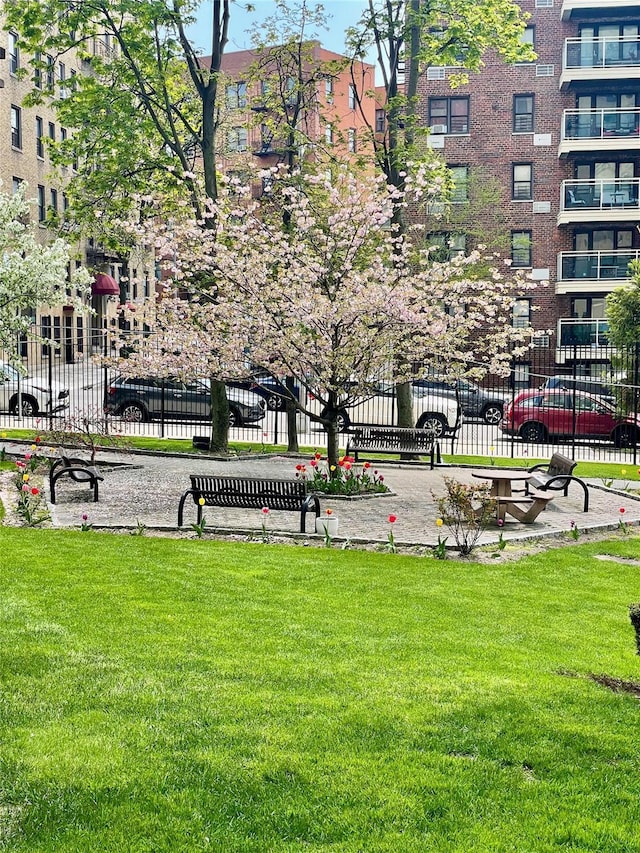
[2,443,636,555]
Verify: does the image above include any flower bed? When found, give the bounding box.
[294,453,390,497]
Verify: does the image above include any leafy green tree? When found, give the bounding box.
[606,263,640,411]
[4,0,234,450]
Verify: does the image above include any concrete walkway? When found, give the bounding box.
[18,444,640,549]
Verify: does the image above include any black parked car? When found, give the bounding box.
[105,376,266,426]
[228,374,301,411]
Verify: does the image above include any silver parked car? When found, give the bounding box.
[0,362,70,416]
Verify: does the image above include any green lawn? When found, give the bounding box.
[1,530,640,851]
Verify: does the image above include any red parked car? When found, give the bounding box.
[501,389,639,447]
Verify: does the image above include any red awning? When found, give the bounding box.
[92,273,119,296]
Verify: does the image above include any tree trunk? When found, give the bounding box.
[209,377,229,453]
[396,381,413,428]
[285,376,299,453]
[326,418,340,471]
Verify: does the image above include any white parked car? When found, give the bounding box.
[309,381,461,436]
[0,362,70,417]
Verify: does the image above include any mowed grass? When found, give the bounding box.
[1,531,640,851]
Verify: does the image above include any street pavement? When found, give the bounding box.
[12,443,638,549]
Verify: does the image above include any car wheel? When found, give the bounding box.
[335,410,350,432]
[10,395,39,417]
[482,404,503,426]
[266,394,284,411]
[229,407,242,427]
[417,414,446,437]
[613,425,638,448]
[519,422,547,443]
[118,402,148,423]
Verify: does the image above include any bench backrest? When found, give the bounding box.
[547,453,577,477]
[350,426,436,451]
[189,475,307,510]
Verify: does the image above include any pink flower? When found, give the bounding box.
[261,506,270,515]
[497,518,504,527]
[388,514,397,524]
[21,484,29,492]
[82,513,88,522]
[310,459,317,467]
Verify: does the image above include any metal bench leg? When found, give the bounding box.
[301,495,320,533]
[178,489,195,527]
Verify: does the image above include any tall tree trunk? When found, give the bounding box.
[209,377,229,453]
[285,376,299,453]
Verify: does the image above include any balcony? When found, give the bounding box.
[556,318,611,362]
[559,108,640,157]
[561,37,640,89]
[561,0,640,21]
[558,178,640,225]
[556,249,639,292]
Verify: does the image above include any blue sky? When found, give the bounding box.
[188,1,370,57]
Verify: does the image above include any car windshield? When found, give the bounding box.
[0,364,21,382]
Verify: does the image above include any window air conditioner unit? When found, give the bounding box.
[430,124,448,134]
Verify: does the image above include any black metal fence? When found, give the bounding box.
[1,339,639,464]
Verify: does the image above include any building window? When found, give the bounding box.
[11,105,22,149]
[430,232,467,261]
[521,26,535,47]
[513,94,534,132]
[226,82,247,109]
[76,316,84,353]
[512,163,533,200]
[12,177,22,194]
[348,83,357,109]
[48,121,55,143]
[49,188,58,214]
[428,97,469,134]
[347,128,356,153]
[325,77,333,101]
[58,62,67,97]
[34,51,42,88]
[449,165,469,202]
[41,315,52,356]
[511,230,532,267]
[37,185,46,223]
[46,55,54,90]
[375,108,385,133]
[227,127,248,152]
[512,299,531,328]
[325,123,333,143]
[8,32,19,75]
[36,116,44,158]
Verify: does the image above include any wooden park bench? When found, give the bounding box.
[49,455,104,504]
[494,491,556,523]
[525,452,589,512]
[345,426,443,469]
[177,475,321,532]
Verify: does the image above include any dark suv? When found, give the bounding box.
[413,377,507,425]
[105,377,266,426]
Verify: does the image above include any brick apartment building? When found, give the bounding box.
[214,43,376,188]
[420,0,640,386]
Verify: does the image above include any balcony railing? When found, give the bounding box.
[558,318,610,348]
[562,107,640,141]
[559,178,640,215]
[564,36,640,70]
[562,1,640,22]
[558,249,640,282]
